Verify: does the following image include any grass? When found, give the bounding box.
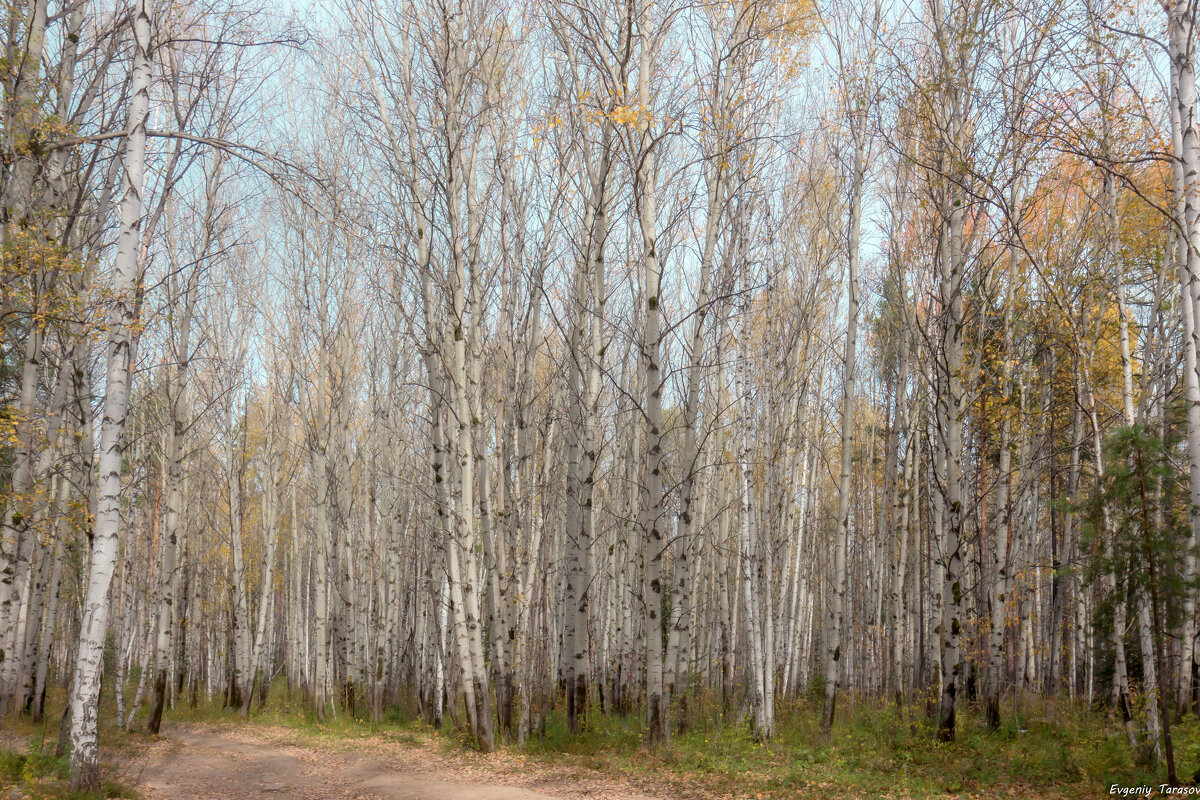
[0,739,140,800]
[162,678,430,749]
[4,676,1189,799]
[161,678,1187,798]
[499,691,1174,799]
[0,681,150,800]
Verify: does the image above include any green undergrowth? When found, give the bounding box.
[7,676,1191,799]
[499,694,1178,799]
[163,676,428,747]
[164,679,1189,799]
[0,741,139,800]
[0,684,152,800]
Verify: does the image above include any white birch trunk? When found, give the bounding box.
[68,0,152,787]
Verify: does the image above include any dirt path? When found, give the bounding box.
[136,726,568,800]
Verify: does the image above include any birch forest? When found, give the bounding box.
[5,0,1200,795]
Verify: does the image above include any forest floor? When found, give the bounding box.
[135,723,579,800]
[0,689,1190,799]
[0,719,668,800]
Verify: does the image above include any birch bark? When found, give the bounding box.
[69,0,152,788]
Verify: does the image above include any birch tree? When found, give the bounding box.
[68,0,153,789]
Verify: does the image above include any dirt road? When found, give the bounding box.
[135,726,568,800]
